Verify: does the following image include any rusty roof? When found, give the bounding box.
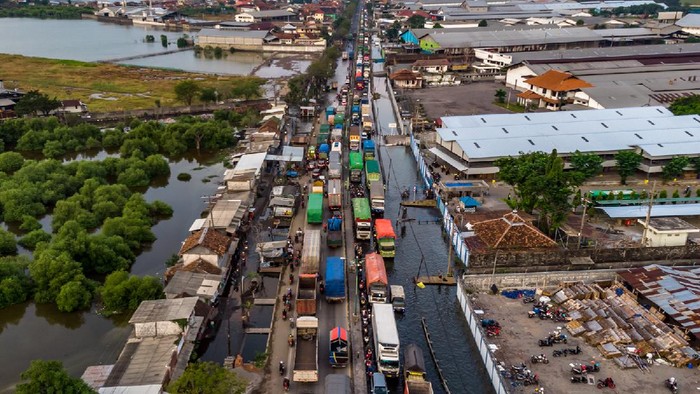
[390,69,423,81]
[524,69,593,92]
[179,227,231,256]
[471,211,557,249]
[412,58,450,67]
[618,264,700,340]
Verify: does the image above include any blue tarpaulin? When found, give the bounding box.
[460,196,481,208]
[501,289,535,299]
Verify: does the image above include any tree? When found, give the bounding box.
[662,156,689,182]
[14,90,61,117]
[174,80,201,106]
[407,14,426,28]
[99,270,163,314]
[569,150,603,180]
[16,360,96,394]
[669,95,700,115]
[29,248,83,304]
[0,152,24,173]
[576,19,584,25]
[200,87,218,105]
[614,151,643,185]
[230,78,263,100]
[56,278,93,312]
[386,21,401,41]
[494,89,506,104]
[495,150,583,234]
[0,256,32,309]
[18,229,52,250]
[0,228,17,256]
[433,22,443,28]
[167,361,247,394]
[478,19,488,27]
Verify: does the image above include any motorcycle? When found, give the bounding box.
[538,338,554,347]
[283,377,290,391]
[665,377,678,394]
[531,354,549,364]
[571,362,600,375]
[522,373,539,386]
[288,334,295,347]
[549,332,567,344]
[571,375,587,383]
[553,349,567,357]
[568,345,581,355]
[523,296,535,304]
[279,361,285,376]
[596,377,615,389]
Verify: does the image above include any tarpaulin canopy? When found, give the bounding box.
[460,196,481,208]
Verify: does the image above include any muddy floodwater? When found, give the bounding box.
[0,151,226,392]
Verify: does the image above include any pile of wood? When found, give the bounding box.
[557,282,693,367]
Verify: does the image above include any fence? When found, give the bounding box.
[409,133,469,266]
[456,280,509,394]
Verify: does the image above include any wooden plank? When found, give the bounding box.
[245,328,271,334]
[415,276,456,286]
[400,200,437,208]
[253,298,276,305]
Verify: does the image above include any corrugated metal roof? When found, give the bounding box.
[599,204,700,219]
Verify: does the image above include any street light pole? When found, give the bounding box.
[577,196,591,250]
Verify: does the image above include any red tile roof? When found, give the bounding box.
[389,69,423,81]
[179,227,231,256]
[470,211,557,250]
[525,70,593,92]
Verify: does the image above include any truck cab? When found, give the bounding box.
[390,285,405,313]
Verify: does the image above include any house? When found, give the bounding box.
[234,9,297,23]
[196,29,274,51]
[178,227,234,273]
[0,98,15,111]
[129,297,203,338]
[389,69,424,89]
[638,217,699,247]
[677,14,700,36]
[412,58,450,74]
[516,69,593,110]
[464,211,557,251]
[164,271,223,303]
[60,100,88,114]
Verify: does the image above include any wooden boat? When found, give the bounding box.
[400,199,436,208]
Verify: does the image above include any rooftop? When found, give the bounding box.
[179,227,232,256]
[413,58,450,67]
[599,203,700,219]
[524,69,593,91]
[240,9,296,17]
[676,13,700,28]
[102,336,178,388]
[466,211,557,250]
[198,28,272,39]
[129,297,198,324]
[390,69,423,81]
[643,217,699,232]
[164,271,222,300]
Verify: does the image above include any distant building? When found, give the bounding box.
[464,211,557,251]
[411,58,450,74]
[676,14,700,36]
[178,227,234,273]
[638,217,699,247]
[234,9,297,23]
[60,99,88,114]
[516,70,593,110]
[389,69,424,89]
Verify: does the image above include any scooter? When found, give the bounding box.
[596,377,615,389]
[283,377,290,391]
[523,296,535,304]
[531,354,549,364]
[279,361,285,376]
[538,338,554,347]
[665,377,678,394]
[571,375,587,383]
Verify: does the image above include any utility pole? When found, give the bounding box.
[641,181,657,246]
[578,195,591,250]
[446,226,453,277]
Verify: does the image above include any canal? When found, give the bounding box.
[0,152,226,392]
[373,75,493,394]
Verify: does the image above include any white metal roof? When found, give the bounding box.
[232,152,268,176]
[599,204,700,219]
[428,147,468,171]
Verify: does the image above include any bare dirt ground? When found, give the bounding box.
[472,293,700,394]
[402,82,514,120]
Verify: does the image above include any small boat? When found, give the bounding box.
[400,200,437,208]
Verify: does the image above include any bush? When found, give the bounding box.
[177,172,192,181]
[99,270,164,315]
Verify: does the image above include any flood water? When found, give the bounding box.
[0,18,311,76]
[0,151,226,392]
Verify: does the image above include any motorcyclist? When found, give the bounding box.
[279,361,285,375]
[283,377,290,391]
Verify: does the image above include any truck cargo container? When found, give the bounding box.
[293,316,319,382]
[365,159,381,186]
[325,257,345,302]
[301,229,321,274]
[317,132,330,145]
[329,326,349,368]
[307,194,323,224]
[326,106,335,116]
[372,303,400,378]
[369,181,385,216]
[374,218,395,258]
[390,285,405,313]
[328,152,341,179]
[334,113,344,126]
[326,216,343,248]
[327,179,342,210]
[363,139,375,161]
[296,274,317,316]
[365,253,388,303]
[352,198,372,240]
[349,151,363,183]
[349,126,361,151]
[404,344,433,394]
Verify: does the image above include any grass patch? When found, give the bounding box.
[0,54,256,113]
[493,101,528,113]
[177,172,192,181]
[201,178,211,183]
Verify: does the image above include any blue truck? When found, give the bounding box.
[363,140,375,161]
[325,256,346,302]
[326,217,343,248]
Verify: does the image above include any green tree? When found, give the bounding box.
[14,90,61,117]
[0,152,24,173]
[230,77,263,100]
[662,156,690,182]
[669,95,700,115]
[494,89,506,104]
[569,150,603,180]
[407,15,426,28]
[386,21,401,41]
[30,248,83,303]
[56,278,93,312]
[614,151,643,185]
[160,34,168,48]
[478,19,488,27]
[174,80,201,106]
[0,256,32,309]
[20,215,42,232]
[495,150,583,234]
[167,361,247,394]
[200,87,218,105]
[576,19,584,25]
[433,22,443,28]
[18,229,52,250]
[16,360,96,394]
[0,228,17,256]
[99,270,163,314]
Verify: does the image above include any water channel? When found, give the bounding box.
[0,18,311,76]
[0,151,226,392]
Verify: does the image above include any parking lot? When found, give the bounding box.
[401,82,514,121]
[473,293,700,394]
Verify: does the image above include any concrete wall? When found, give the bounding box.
[467,244,700,271]
[262,44,326,53]
[134,321,183,338]
[462,269,618,291]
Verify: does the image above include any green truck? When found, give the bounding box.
[352,198,372,240]
[365,159,381,186]
[349,152,364,183]
[317,132,329,145]
[307,193,323,224]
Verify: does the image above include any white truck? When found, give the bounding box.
[369,181,385,215]
[372,303,401,378]
[293,316,319,382]
[328,151,341,179]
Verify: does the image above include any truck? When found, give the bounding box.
[326,216,343,248]
[352,105,360,115]
[307,145,316,161]
[328,152,341,179]
[363,139,375,161]
[334,113,345,126]
[349,126,361,151]
[352,198,372,240]
[361,104,371,117]
[318,143,330,161]
[349,151,364,183]
[390,285,405,313]
[404,344,433,394]
[307,194,323,224]
[329,326,349,368]
[293,316,319,382]
[330,128,343,143]
[374,218,396,258]
[327,179,342,210]
[369,181,385,216]
[365,159,381,186]
[326,106,335,116]
[365,253,388,303]
[372,303,401,378]
[317,132,330,145]
[325,257,346,302]
[296,274,317,316]
[362,116,373,135]
[301,230,321,274]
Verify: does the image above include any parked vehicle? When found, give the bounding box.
[328,152,341,179]
[571,375,587,384]
[365,159,381,186]
[571,362,600,375]
[390,285,405,313]
[363,139,375,161]
[349,126,361,151]
[365,253,388,303]
[328,326,349,367]
[404,344,433,394]
[530,354,549,364]
[665,377,678,394]
[325,257,345,302]
[301,230,321,274]
[372,303,400,378]
[327,179,342,210]
[596,377,615,389]
[293,316,319,382]
[369,181,385,216]
[374,218,395,258]
[371,373,388,394]
[352,198,372,240]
